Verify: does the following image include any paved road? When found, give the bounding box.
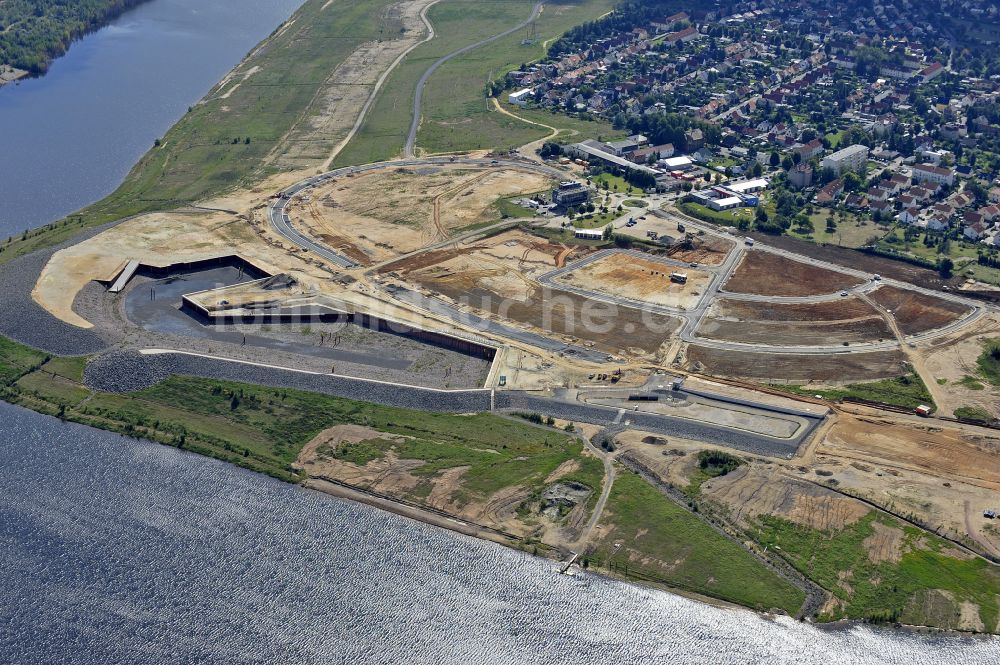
[90,349,818,458]
[267,156,565,271]
[651,207,991,354]
[403,1,544,157]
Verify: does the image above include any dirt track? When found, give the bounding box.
[697,298,893,346]
[556,252,711,309]
[684,345,908,383]
[869,285,971,336]
[723,250,864,297]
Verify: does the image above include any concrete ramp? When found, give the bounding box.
[108,259,140,293]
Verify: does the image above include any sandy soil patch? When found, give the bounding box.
[33,210,288,328]
[684,345,908,383]
[863,521,905,563]
[820,413,1000,488]
[917,315,1000,420]
[293,166,554,262]
[723,250,864,297]
[703,466,870,531]
[869,285,972,337]
[697,297,892,346]
[556,252,711,309]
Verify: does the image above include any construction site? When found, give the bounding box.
[2,0,999,632]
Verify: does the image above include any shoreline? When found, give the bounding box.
[0,357,997,640]
[0,0,155,82]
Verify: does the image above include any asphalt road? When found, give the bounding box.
[403,1,544,158]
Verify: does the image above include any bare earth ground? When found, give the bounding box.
[292,166,554,263]
[666,235,734,267]
[696,297,893,346]
[812,409,1000,557]
[918,313,1000,419]
[263,0,439,172]
[379,227,682,357]
[405,254,682,357]
[556,252,711,309]
[868,284,972,337]
[723,250,865,297]
[683,344,909,384]
[33,210,283,328]
[294,423,595,546]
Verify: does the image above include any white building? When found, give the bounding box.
[820,144,869,176]
[660,155,694,171]
[912,163,955,187]
[708,196,743,211]
[574,228,605,240]
[508,88,533,107]
[725,178,769,194]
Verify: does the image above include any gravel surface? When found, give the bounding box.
[84,349,493,412]
[0,225,123,355]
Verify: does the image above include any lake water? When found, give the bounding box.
[2,401,999,664]
[0,0,303,237]
[1,0,1000,660]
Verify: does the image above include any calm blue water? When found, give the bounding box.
[2,400,999,664]
[0,0,303,237]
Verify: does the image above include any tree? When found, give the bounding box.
[842,171,862,192]
[751,162,763,178]
[769,151,780,167]
[602,224,614,240]
[938,257,954,278]
[794,215,814,234]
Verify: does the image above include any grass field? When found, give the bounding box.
[679,201,755,226]
[416,0,617,154]
[953,406,997,423]
[789,212,886,248]
[591,172,636,193]
[0,334,588,485]
[496,98,622,143]
[779,372,934,410]
[332,0,536,166]
[589,470,806,613]
[326,414,593,504]
[976,338,1000,387]
[0,0,399,266]
[757,511,1000,628]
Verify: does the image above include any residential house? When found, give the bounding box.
[792,138,823,161]
[845,193,868,209]
[685,128,705,150]
[912,163,955,186]
[789,162,814,189]
[867,186,890,202]
[964,220,987,240]
[816,179,844,205]
[897,207,919,224]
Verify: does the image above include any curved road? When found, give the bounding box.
[268,156,565,269]
[404,1,544,157]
